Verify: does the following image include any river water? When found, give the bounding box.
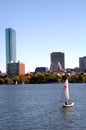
[0,83,86,130]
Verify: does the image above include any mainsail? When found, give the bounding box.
[64,79,69,101]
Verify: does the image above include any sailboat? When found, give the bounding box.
[15,81,18,84]
[63,78,74,108]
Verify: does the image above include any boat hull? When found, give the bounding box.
[63,102,74,108]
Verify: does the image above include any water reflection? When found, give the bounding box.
[60,107,76,130]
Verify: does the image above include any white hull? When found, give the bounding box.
[63,102,74,108]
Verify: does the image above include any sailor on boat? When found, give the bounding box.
[65,101,67,105]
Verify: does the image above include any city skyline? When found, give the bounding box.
[0,0,86,73]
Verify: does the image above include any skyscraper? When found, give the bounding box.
[5,28,16,70]
[50,52,65,72]
[79,56,86,73]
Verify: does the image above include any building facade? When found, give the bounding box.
[35,67,48,73]
[50,52,65,72]
[7,61,25,77]
[5,28,16,71]
[79,56,86,73]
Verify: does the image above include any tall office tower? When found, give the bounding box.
[50,52,65,72]
[5,28,16,71]
[79,56,86,73]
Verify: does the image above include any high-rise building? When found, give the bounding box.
[50,52,65,72]
[79,56,86,73]
[7,61,25,77]
[5,28,16,69]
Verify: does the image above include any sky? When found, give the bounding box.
[0,0,86,73]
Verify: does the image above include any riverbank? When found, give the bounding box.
[0,73,86,84]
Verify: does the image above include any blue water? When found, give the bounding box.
[0,83,86,130]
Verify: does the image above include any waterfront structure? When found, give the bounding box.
[7,61,25,77]
[5,28,16,71]
[35,67,48,73]
[79,56,86,73]
[50,52,65,72]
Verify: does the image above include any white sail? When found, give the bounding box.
[64,79,69,101]
[63,78,74,108]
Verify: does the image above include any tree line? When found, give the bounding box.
[0,73,86,84]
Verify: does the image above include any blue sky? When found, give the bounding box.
[0,0,86,72]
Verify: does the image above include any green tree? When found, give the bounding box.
[5,78,13,84]
[78,75,84,83]
[0,78,5,84]
[44,73,57,83]
[18,75,26,84]
[56,75,62,83]
[62,75,68,82]
[30,74,40,83]
[37,73,46,83]
[12,76,19,84]
[70,74,79,83]
[82,75,86,83]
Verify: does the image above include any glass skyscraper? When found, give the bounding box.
[5,28,16,65]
